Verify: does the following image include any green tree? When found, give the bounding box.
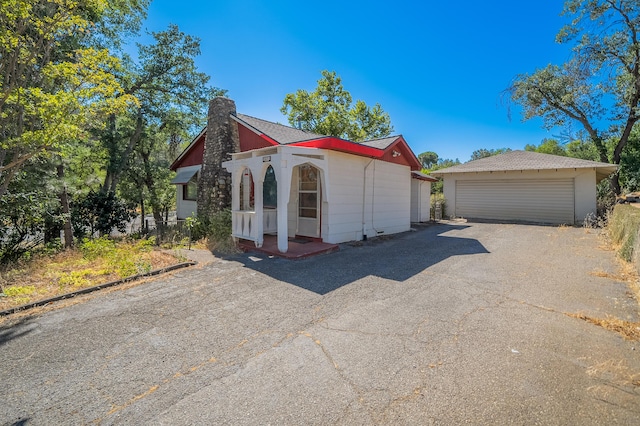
[0,0,145,255]
[469,148,512,161]
[422,156,461,194]
[281,70,393,141]
[100,25,225,227]
[524,139,567,156]
[618,128,640,192]
[508,0,640,194]
[565,139,600,160]
[418,151,439,169]
[0,0,136,198]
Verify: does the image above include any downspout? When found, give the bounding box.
[362,159,374,240]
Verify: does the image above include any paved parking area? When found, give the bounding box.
[1,222,639,424]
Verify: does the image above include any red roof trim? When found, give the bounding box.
[291,138,385,158]
[259,133,280,146]
[388,136,422,170]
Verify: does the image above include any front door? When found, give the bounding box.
[297,164,320,238]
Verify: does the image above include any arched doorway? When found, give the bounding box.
[297,164,321,238]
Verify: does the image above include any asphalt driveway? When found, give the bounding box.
[1,222,639,425]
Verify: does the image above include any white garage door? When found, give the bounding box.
[455,179,575,224]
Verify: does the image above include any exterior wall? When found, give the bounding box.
[172,135,204,170]
[175,165,200,219]
[411,179,431,222]
[237,123,275,152]
[442,169,598,224]
[574,170,597,221]
[324,151,411,244]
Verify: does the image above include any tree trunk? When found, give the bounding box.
[140,194,145,232]
[139,148,165,241]
[57,164,73,249]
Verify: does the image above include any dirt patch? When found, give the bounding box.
[0,245,181,312]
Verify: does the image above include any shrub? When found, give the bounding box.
[3,285,36,297]
[79,237,152,277]
[195,209,236,253]
[71,191,136,239]
[58,270,92,289]
[430,194,446,220]
[80,237,116,260]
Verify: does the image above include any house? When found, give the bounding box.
[430,150,617,225]
[170,97,436,253]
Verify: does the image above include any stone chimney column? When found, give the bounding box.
[197,97,240,218]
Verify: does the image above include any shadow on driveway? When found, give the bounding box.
[0,316,37,346]
[230,223,489,295]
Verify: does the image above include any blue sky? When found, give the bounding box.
[139,0,571,162]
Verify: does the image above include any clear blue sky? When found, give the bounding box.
[138,0,570,162]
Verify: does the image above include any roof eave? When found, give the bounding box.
[431,165,619,177]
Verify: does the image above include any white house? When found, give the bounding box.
[430,150,617,225]
[170,105,435,253]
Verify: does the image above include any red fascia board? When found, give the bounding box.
[259,133,280,146]
[170,131,206,170]
[291,138,384,158]
[388,138,422,170]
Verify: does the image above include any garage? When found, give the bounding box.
[431,151,617,225]
[455,178,575,224]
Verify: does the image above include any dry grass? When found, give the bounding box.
[0,240,180,312]
[582,242,640,342]
[567,312,640,341]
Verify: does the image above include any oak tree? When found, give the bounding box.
[281,70,393,142]
[509,0,640,194]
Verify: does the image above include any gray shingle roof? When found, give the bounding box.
[234,113,401,150]
[234,114,328,144]
[430,150,617,180]
[360,136,400,149]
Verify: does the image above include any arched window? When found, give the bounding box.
[263,165,277,208]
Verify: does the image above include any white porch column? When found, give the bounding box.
[231,166,241,211]
[229,165,242,243]
[253,167,264,248]
[276,158,292,253]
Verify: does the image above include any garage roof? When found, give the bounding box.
[430,150,618,182]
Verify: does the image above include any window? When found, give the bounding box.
[183,174,198,201]
[239,168,254,210]
[298,164,318,219]
[263,166,277,208]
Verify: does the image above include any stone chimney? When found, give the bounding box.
[197,97,240,218]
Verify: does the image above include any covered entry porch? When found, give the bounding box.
[222,146,330,254]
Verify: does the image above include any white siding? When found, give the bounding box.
[324,152,411,243]
[442,169,598,225]
[411,179,431,222]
